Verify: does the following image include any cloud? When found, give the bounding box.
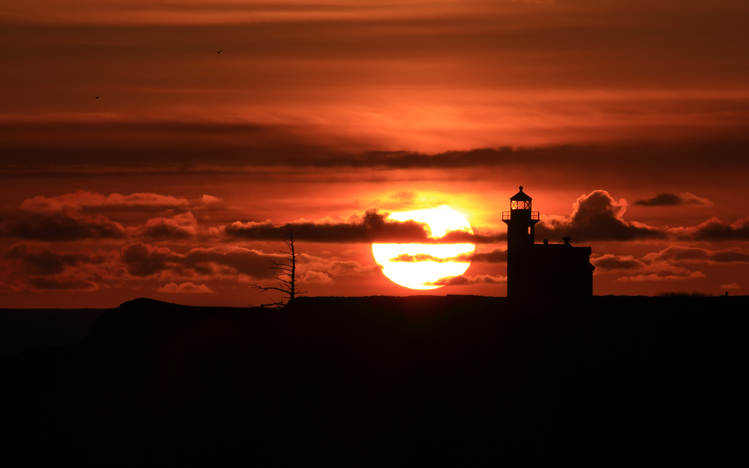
[390,249,506,263]
[0,243,119,293]
[617,269,706,283]
[223,210,433,243]
[120,244,381,286]
[121,244,182,277]
[464,249,507,263]
[1,121,364,170]
[389,253,455,263]
[589,249,701,282]
[591,254,645,271]
[0,211,126,241]
[536,190,663,241]
[0,269,102,293]
[18,191,225,226]
[5,244,103,275]
[592,245,749,283]
[0,192,224,242]
[20,191,191,214]
[157,282,214,294]
[5,119,749,173]
[182,246,283,278]
[643,246,749,264]
[634,192,713,207]
[670,217,749,241]
[720,283,741,292]
[538,192,748,243]
[326,259,382,279]
[196,194,223,209]
[121,243,283,278]
[439,230,506,243]
[302,270,333,284]
[295,255,381,282]
[25,276,100,292]
[613,253,708,282]
[430,274,506,286]
[139,212,198,239]
[384,191,418,208]
[598,248,708,283]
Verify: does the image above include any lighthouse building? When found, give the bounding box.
[501,187,594,300]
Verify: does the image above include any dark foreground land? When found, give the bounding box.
[3,295,749,465]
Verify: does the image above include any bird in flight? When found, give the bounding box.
[95,96,101,100]
[216,49,223,54]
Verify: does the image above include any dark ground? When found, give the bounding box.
[3,295,749,466]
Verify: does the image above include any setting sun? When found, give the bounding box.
[371,205,475,290]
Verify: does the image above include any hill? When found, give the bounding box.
[0,307,107,356]
[3,295,749,465]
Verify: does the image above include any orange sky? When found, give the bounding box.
[1,1,748,306]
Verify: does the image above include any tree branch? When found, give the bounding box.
[253,230,300,305]
[254,285,292,295]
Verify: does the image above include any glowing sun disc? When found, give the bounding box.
[371,205,475,290]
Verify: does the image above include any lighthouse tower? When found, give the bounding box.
[501,186,540,299]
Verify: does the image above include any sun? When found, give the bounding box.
[372,205,475,290]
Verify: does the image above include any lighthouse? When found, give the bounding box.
[502,186,540,299]
[502,187,594,300]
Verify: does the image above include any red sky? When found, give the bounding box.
[1,1,748,306]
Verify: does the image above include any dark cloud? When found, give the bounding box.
[301,270,333,284]
[3,121,749,176]
[325,260,381,279]
[5,244,102,275]
[20,191,192,214]
[711,251,749,263]
[594,251,706,283]
[224,210,506,244]
[388,191,417,204]
[0,211,126,241]
[538,190,747,243]
[121,244,181,277]
[140,223,194,240]
[121,243,283,278]
[464,249,507,263]
[182,247,281,278]
[536,190,663,241]
[0,121,360,170]
[224,210,431,243]
[157,282,214,294]
[390,253,451,263]
[636,193,683,206]
[643,246,749,264]
[430,274,506,286]
[671,217,749,241]
[439,231,506,244]
[25,276,99,292]
[634,192,712,207]
[390,249,506,263]
[591,246,749,284]
[591,254,645,271]
[139,212,198,239]
[0,243,114,293]
[617,268,706,283]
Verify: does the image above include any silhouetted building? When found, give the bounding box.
[502,187,594,300]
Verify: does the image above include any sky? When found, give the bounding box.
[1,0,748,307]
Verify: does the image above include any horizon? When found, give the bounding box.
[5,292,749,312]
[2,1,748,307]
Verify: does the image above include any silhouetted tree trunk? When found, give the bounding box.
[256,231,303,306]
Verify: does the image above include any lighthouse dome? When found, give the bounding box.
[510,186,532,202]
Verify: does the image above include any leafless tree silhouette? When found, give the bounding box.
[255,231,304,306]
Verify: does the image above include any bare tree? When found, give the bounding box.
[255,231,304,306]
